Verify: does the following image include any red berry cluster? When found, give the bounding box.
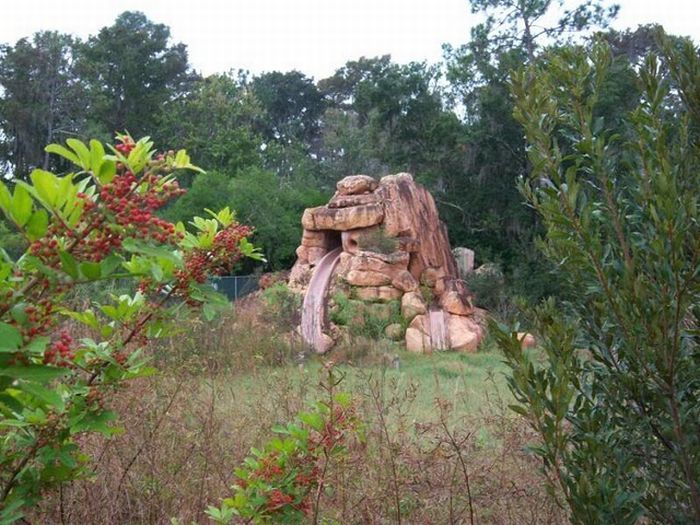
[267,489,294,510]
[44,329,74,365]
[10,136,193,355]
[170,223,253,300]
[114,135,135,155]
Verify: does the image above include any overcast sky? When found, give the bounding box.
[2,0,698,80]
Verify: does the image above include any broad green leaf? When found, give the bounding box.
[66,139,91,170]
[26,209,49,240]
[0,365,67,382]
[0,322,22,352]
[0,180,11,212]
[59,251,79,279]
[45,143,80,166]
[11,184,32,227]
[89,139,105,175]
[97,159,117,184]
[79,261,101,280]
[30,169,58,207]
[19,381,65,411]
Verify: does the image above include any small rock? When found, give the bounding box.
[441,290,474,316]
[518,332,536,349]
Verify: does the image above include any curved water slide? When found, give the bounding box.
[301,247,342,353]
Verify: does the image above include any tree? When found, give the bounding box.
[156,73,264,181]
[0,32,83,178]
[78,11,195,138]
[439,0,619,302]
[501,35,700,523]
[251,71,325,146]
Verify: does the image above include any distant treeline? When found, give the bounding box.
[0,2,688,303]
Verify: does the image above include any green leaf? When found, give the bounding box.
[45,143,80,166]
[0,180,12,212]
[26,209,49,241]
[0,365,67,382]
[11,184,33,227]
[30,169,58,207]
[59,251,79,279]
[79,261,101,280]
[97,159,117,184]
[19,381,65,411]
[0,322,22,352]
[66,139,91,170]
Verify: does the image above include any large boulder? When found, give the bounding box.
[336,175,378,195]
[401,291,427,320]
[345,270,391,287]
[302,204,384,231]
[447,314,481,352]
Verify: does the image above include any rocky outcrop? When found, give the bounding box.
[291,173,485,353]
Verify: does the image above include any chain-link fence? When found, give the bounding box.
[209,275,259,301]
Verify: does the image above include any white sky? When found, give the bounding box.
[1,0,699,80]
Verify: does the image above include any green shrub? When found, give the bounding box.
[500,35,700,523]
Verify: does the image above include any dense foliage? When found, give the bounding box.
[499,34,699,523]
[0,1,643,305]
[0,135,261,522]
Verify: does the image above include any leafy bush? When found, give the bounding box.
[0,134,261,522]
[207,367,363,524]
[499,35,700,523]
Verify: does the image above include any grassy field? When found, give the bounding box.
[32,304,563,524]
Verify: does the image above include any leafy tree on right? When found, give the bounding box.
[498,32,699,523]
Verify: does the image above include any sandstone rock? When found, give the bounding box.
[434,277,446,297]
[421,267,446,287]
[302,204,384,231]
[447,314,481,352]
[453,247,475,278]
[328,193,379,208]
[401,292,427,320]
[288,262,312,291]
[336,175,378,195]
[301,229,335,248]
[405,327,430,353]
[317,333,336,354]
[392,270,418,292]
[307,247,327,265]
[354,285,402,302]
[345,269,391,287]
[518,332,536,349]
[376,173,457,277]
[295,245,309,264]
[347,251,409,274]
[384,323,404,341]
[441,290,474,316]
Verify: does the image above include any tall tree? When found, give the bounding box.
[439,0,619,301]
[156,73,264,180]
[251,70,325,146]
[0,31,82,178]
[78,11,195,138]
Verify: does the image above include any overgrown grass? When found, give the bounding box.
[33,298,562,524]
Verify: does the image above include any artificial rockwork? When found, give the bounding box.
[290,173,485,353]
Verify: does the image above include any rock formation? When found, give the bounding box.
[290,173,485,353]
